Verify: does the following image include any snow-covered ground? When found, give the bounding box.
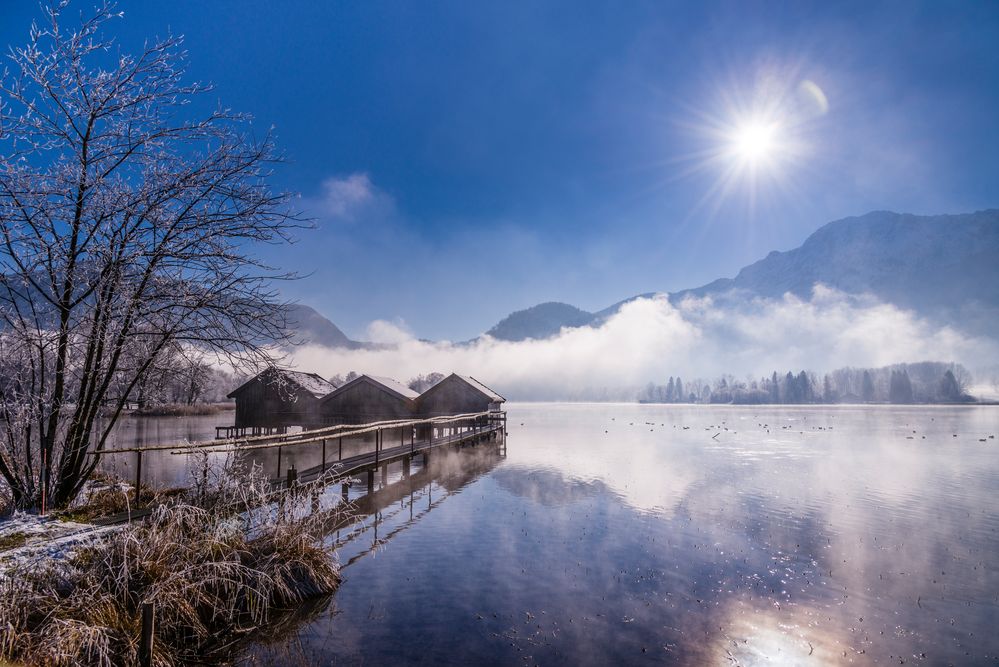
[0,479,135,576]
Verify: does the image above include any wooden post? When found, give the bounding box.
[139,602,154,667]
[321,439,327,473]
[339,436,343,460]
[276,445,283,479]
[367,469,375,494]
[134,450,143,504]
[286,465,297,489]
[410,426,415,453]
[40,449,47,516]
[374,430,379,466]
[403,456,411,478]
[341,482,349,501]
[381,464,388,487]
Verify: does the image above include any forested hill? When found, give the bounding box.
[485,302,597,342]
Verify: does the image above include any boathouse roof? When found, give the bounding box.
[320,374,419,403]
[423,373,506,403]
[227,367,336,400]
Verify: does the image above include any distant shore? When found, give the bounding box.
[127,402,235,417]
[637,400,999,406]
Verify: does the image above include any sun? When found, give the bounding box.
[731,121,778,164]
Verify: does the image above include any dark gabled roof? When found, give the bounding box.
[319,374,419,404]
[419,373,506,403]
[227,368,336,400]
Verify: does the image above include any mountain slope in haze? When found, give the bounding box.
[486,302,597,341]
[283,304,369,349]
[483,209,999,341]
[670,209,999,333]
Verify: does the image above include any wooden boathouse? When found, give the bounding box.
[319,374,419,425]
[416,373,505,416]
[111,369,508,507]
[318,374,420,453]
[222,368,335,438]
[221,369,507,458]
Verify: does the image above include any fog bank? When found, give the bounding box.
[289,287,999,400]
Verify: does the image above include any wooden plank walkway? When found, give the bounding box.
[276,423,504,489]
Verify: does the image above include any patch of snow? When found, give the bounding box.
[0,512,120,579]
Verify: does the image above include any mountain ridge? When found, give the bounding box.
[289,209,999,346]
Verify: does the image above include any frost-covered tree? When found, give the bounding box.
[408,372,446,393]
[822,374,837,403]
[0,3,301,508]
[861,370,876,402]
[888,370,914,404]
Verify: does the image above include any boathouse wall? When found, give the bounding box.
[230,378,319,428]
[417,374,505,417]
[227,368,334,430]
[319,377,416,425]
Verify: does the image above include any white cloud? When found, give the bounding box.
[314,172,392,222]
[364,319,413,345]
[288,287,999,400]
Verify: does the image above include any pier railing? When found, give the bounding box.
[96,410,507,501]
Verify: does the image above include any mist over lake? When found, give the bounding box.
[228,403,999,665]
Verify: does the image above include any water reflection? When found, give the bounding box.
[226,403,999,665]
[97,412,226,487]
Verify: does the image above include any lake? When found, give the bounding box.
[111,403,999,665]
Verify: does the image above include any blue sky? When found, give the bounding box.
[2,1,998,340]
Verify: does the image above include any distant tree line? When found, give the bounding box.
[129,347,236,408]
[639,362,975,405]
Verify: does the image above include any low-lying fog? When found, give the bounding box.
[290,288,999,400]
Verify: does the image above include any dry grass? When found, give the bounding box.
[53,487,141,524]
[0,532,26,552]
[0,458,341,666]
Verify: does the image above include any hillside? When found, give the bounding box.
[670,209,999,334]
[482,209,999,340]
[283,304,369,349]
[296,209,999,346]
[486,302,597,342]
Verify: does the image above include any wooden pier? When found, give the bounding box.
[98,410,507,503]
[279,418,505,492]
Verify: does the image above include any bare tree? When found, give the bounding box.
[407,371,445,393]
[0,3,302,508]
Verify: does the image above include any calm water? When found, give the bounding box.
[97,412,228,487]
[116,404,999,665]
